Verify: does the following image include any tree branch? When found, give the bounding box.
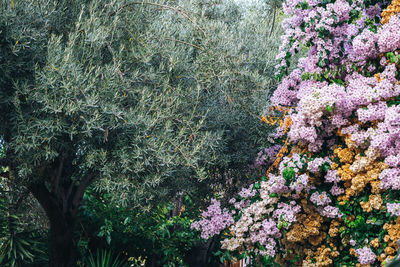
[107,44,124,80]
[71,172,97,217]
[64,181,74,212]
[269,8,277,37]
[52,153,65,196]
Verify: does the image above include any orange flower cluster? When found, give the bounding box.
[261,106,294,175]
[360,194,383,213]
[260,106,292,132]
[276,198,344,266]
[381,0,400,24]
[384,218,400,249]
[333,135,388,205]
[286,200,324,245]
[302,246,338,266]
[369,218,400,264]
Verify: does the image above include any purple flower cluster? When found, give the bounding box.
[317,205,343,219]
[330,184,345,196]
[272,201,302,229]
[279,153,306,172]
[386,155,400,167]
[252,145,282,169]
[266,174,289,195]
[379,168,400,190]
[191,199,234,239]
[325,170,341,183]
[307,157,331,173]
[310,191,332,206]
[250,219,281,258]
[275,0,377,81]
[289,173,310,195]
[377,15,400,53]
[280,62,400,154]
[262,238,277,258]
[233,199,251,210]
[356,101,387,123]
[387,203,400,217]
[238,184,256,199]
[351,28,378,63]
[355,247,376,265]
[271,69,303,106]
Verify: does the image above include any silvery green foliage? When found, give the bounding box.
[166,0,283,199]
[1,0,282,208]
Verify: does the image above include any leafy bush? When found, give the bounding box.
[77,189,202,266]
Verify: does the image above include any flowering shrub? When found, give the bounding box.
[193,0,400,265]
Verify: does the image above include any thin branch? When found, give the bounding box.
[107,44,124,80]
[269,8,277,38]
[79,219,90,240]
[165,38,204,50]
[115,2,206,37]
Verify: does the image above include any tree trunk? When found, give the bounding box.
[29,171,95,267]
[48,212,78,267]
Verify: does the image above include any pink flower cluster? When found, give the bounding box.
[272,201,302,228]
[251,145,282,169]
[377,15,400,53]
[284,63,400,152]
[310,191,331,206]
[355,247,377,265]
[191,199,234,239]
[238,184,256,199]
[380,168,400,190]
[387,203,400,217]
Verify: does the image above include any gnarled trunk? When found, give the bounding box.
[29,171,95,267]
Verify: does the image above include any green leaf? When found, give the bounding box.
[283,167,295,183]
[325,105,333,112]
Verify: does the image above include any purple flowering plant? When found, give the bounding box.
[191,0,400,264]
